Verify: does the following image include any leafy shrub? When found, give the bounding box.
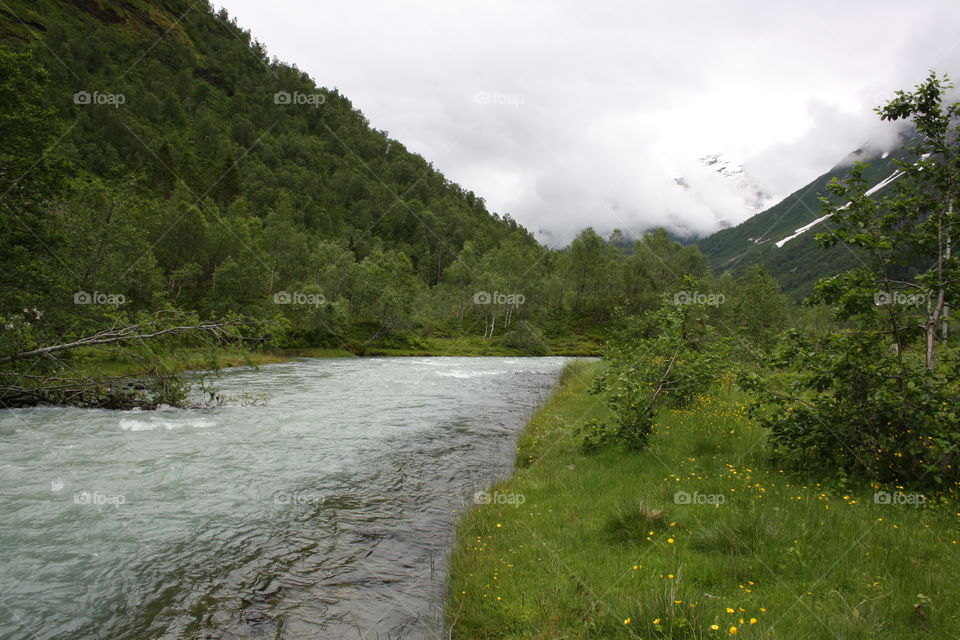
[741,75,960,488]
[502,320,550,355]
[581,292,729,451]
[742,331,960,486]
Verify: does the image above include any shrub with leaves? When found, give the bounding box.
[741,331,960,485]
[502,320,550,355]
[581,295,729,451]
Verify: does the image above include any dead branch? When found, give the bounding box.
[0,315,240,365]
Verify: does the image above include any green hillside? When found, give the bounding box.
[0,0,546,342]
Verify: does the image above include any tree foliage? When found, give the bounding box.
[580,280,732,452]
[745,73,960,486]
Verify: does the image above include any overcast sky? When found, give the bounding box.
[216,0,960,245]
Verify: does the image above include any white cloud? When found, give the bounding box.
[216,0,960,243]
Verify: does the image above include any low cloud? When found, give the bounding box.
[218,0,960,243]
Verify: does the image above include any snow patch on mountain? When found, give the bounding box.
[698,154,775,215]
[671,153,775,232]
[774,167,907,248]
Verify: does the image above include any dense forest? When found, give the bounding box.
[1,0,539,342]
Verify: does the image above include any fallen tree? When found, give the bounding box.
[0,315,237,365]
[0,311,260,409]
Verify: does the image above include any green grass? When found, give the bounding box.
[65,345,289,377]
[447,362,960,639]
[59,334,602,379]
[350,335,601,357]
[265,334,600,359]
[295,335,520,358]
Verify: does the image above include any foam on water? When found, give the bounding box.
[118,417,217,431]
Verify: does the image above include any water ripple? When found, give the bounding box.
[0,356,571,639]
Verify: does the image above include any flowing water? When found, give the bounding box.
[0,356,573,640]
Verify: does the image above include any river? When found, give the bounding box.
[0,356,572,639]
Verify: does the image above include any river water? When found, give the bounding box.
[0,356,572,639]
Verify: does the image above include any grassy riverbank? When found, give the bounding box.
[447,361,960,639]
[68,345,291,377]
[67,334,602,378]
[294,334,602,358]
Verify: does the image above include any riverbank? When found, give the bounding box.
[292,334,602,358]
[447,361,960,639]
[67,334,602,378]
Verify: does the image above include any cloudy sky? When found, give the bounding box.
[217,0,960,245]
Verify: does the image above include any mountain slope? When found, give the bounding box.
[0,0,547,341]
[696,140,914,299]
[0,0,517,249]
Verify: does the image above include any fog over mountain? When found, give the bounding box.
[217,0,960,244]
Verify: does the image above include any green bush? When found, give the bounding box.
[742,331,960,486]
[581,292,729,452]
[502,320,550,355]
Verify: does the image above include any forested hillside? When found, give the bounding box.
[0,0,537,339]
